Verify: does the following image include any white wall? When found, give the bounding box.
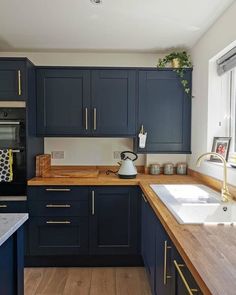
[0,51,188,166]
[189,2,236,185]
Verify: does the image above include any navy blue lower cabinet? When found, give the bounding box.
[141,192,157,294]
[136,69,192,153]
[90,186,140,255]
[29,216,89,255]
[0,226,24,295]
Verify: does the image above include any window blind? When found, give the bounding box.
[217,46,236,75]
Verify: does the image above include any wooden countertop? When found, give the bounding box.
[28,173,236,295]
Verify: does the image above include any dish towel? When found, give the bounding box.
[0,149,13,182]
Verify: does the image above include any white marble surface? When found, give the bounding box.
[0,213,28,246]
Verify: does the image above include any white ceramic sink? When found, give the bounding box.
[150,184,236,224]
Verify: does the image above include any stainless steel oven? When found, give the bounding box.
[0,108,26,196]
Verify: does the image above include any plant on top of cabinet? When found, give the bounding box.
[157,51,192,94]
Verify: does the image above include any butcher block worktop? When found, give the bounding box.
[28,171,236,295]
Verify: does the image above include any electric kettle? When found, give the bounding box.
[118,151,138,179]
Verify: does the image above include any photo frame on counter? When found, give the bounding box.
[210,137,231,162]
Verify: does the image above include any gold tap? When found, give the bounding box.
[196,152,232,202]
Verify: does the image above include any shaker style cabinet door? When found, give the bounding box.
[91,70,136,136]
[0,60,26,100]
[90,186,139,255]
[36,69,90,135]
[137,70,192,153]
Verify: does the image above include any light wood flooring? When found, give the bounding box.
[24,267,151,295]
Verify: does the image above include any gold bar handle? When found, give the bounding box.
[46,221,71,224]
[92,190,95,215]
[46,204,71,208]
[18,70,22,96]
[164,241,172,284]
[85,107,88,130]
[45,188,71,192]
[142,193,147,203]
[173,260,199,294]
[0,205,7,208]
[93,108,97,131]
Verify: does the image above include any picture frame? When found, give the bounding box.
[210,137,231,162]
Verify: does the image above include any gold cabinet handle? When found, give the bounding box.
[46,221,71,224]
[0,205,7,208]
[45,188,71,192]
[85,107,88,130]
[46,204,71,208]
[173,260,199,294]
[164,240,172,284]
[93,108,97,131]
[92,190,95,215]
[18,70,22,96]
[142,193,147,203]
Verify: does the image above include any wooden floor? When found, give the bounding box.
[24,267,151,295]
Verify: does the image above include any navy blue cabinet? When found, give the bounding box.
[0,59,26,100]
[37,69,90,135]
[36,68,136,136]
[90,186,140,255]
[91,70,136,136]
[136,69,192,153]
[141,193,157,294]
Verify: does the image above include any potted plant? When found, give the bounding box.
[157,51,192,94]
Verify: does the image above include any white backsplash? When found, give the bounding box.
[44,138,187,166]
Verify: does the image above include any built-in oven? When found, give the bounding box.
[0,108,26,196]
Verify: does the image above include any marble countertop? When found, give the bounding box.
[0,213,28,246]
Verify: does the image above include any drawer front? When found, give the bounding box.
[29,216,89,255]
[29,200,88,216]
[28,186,88,201]
[0,201,27,213]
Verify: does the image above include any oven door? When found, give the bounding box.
[0,120,25,149]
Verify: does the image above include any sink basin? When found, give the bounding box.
[150,184,236,224]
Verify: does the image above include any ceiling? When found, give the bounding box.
[0,0,234,52]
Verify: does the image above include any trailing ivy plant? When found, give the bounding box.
[157,51,192,95]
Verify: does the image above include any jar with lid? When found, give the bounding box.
[176,162,187,175]
[150,163,161,175]
[163,163,174,175]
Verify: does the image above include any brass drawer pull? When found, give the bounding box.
[46,221,71,224]
[93,108,97,130]
[18,70,22,96]
[85,107,88,130]
[45,188,71,192]
[46,204,71,208]
[142,193,147,203]
[173,260,199,294]
[92,190,95,215]
[0,205,7,208]
[163,240,172,284]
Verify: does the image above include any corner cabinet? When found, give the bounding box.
[36,68,136,137]
[0,59,26,100]
[136,69,192,154]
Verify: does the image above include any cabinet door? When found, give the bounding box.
[173,249,203,295]
[29,217,89,255]
[141,194,156,294]
[91,70,136,136]
[37,69,90,135]
[137,70,191,153]
[0,61,25,100]
[90,186,139,255]
[155,219,173,295]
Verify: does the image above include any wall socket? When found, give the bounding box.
[113,151,121,159]
[51,151,65,159]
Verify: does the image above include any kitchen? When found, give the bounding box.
[0,0,236,295]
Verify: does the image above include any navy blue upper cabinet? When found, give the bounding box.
[136,69,192,153]
[0,60,26,100]
[90,186,140,255]
[91,70,136,136]
[37,69,90,135]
